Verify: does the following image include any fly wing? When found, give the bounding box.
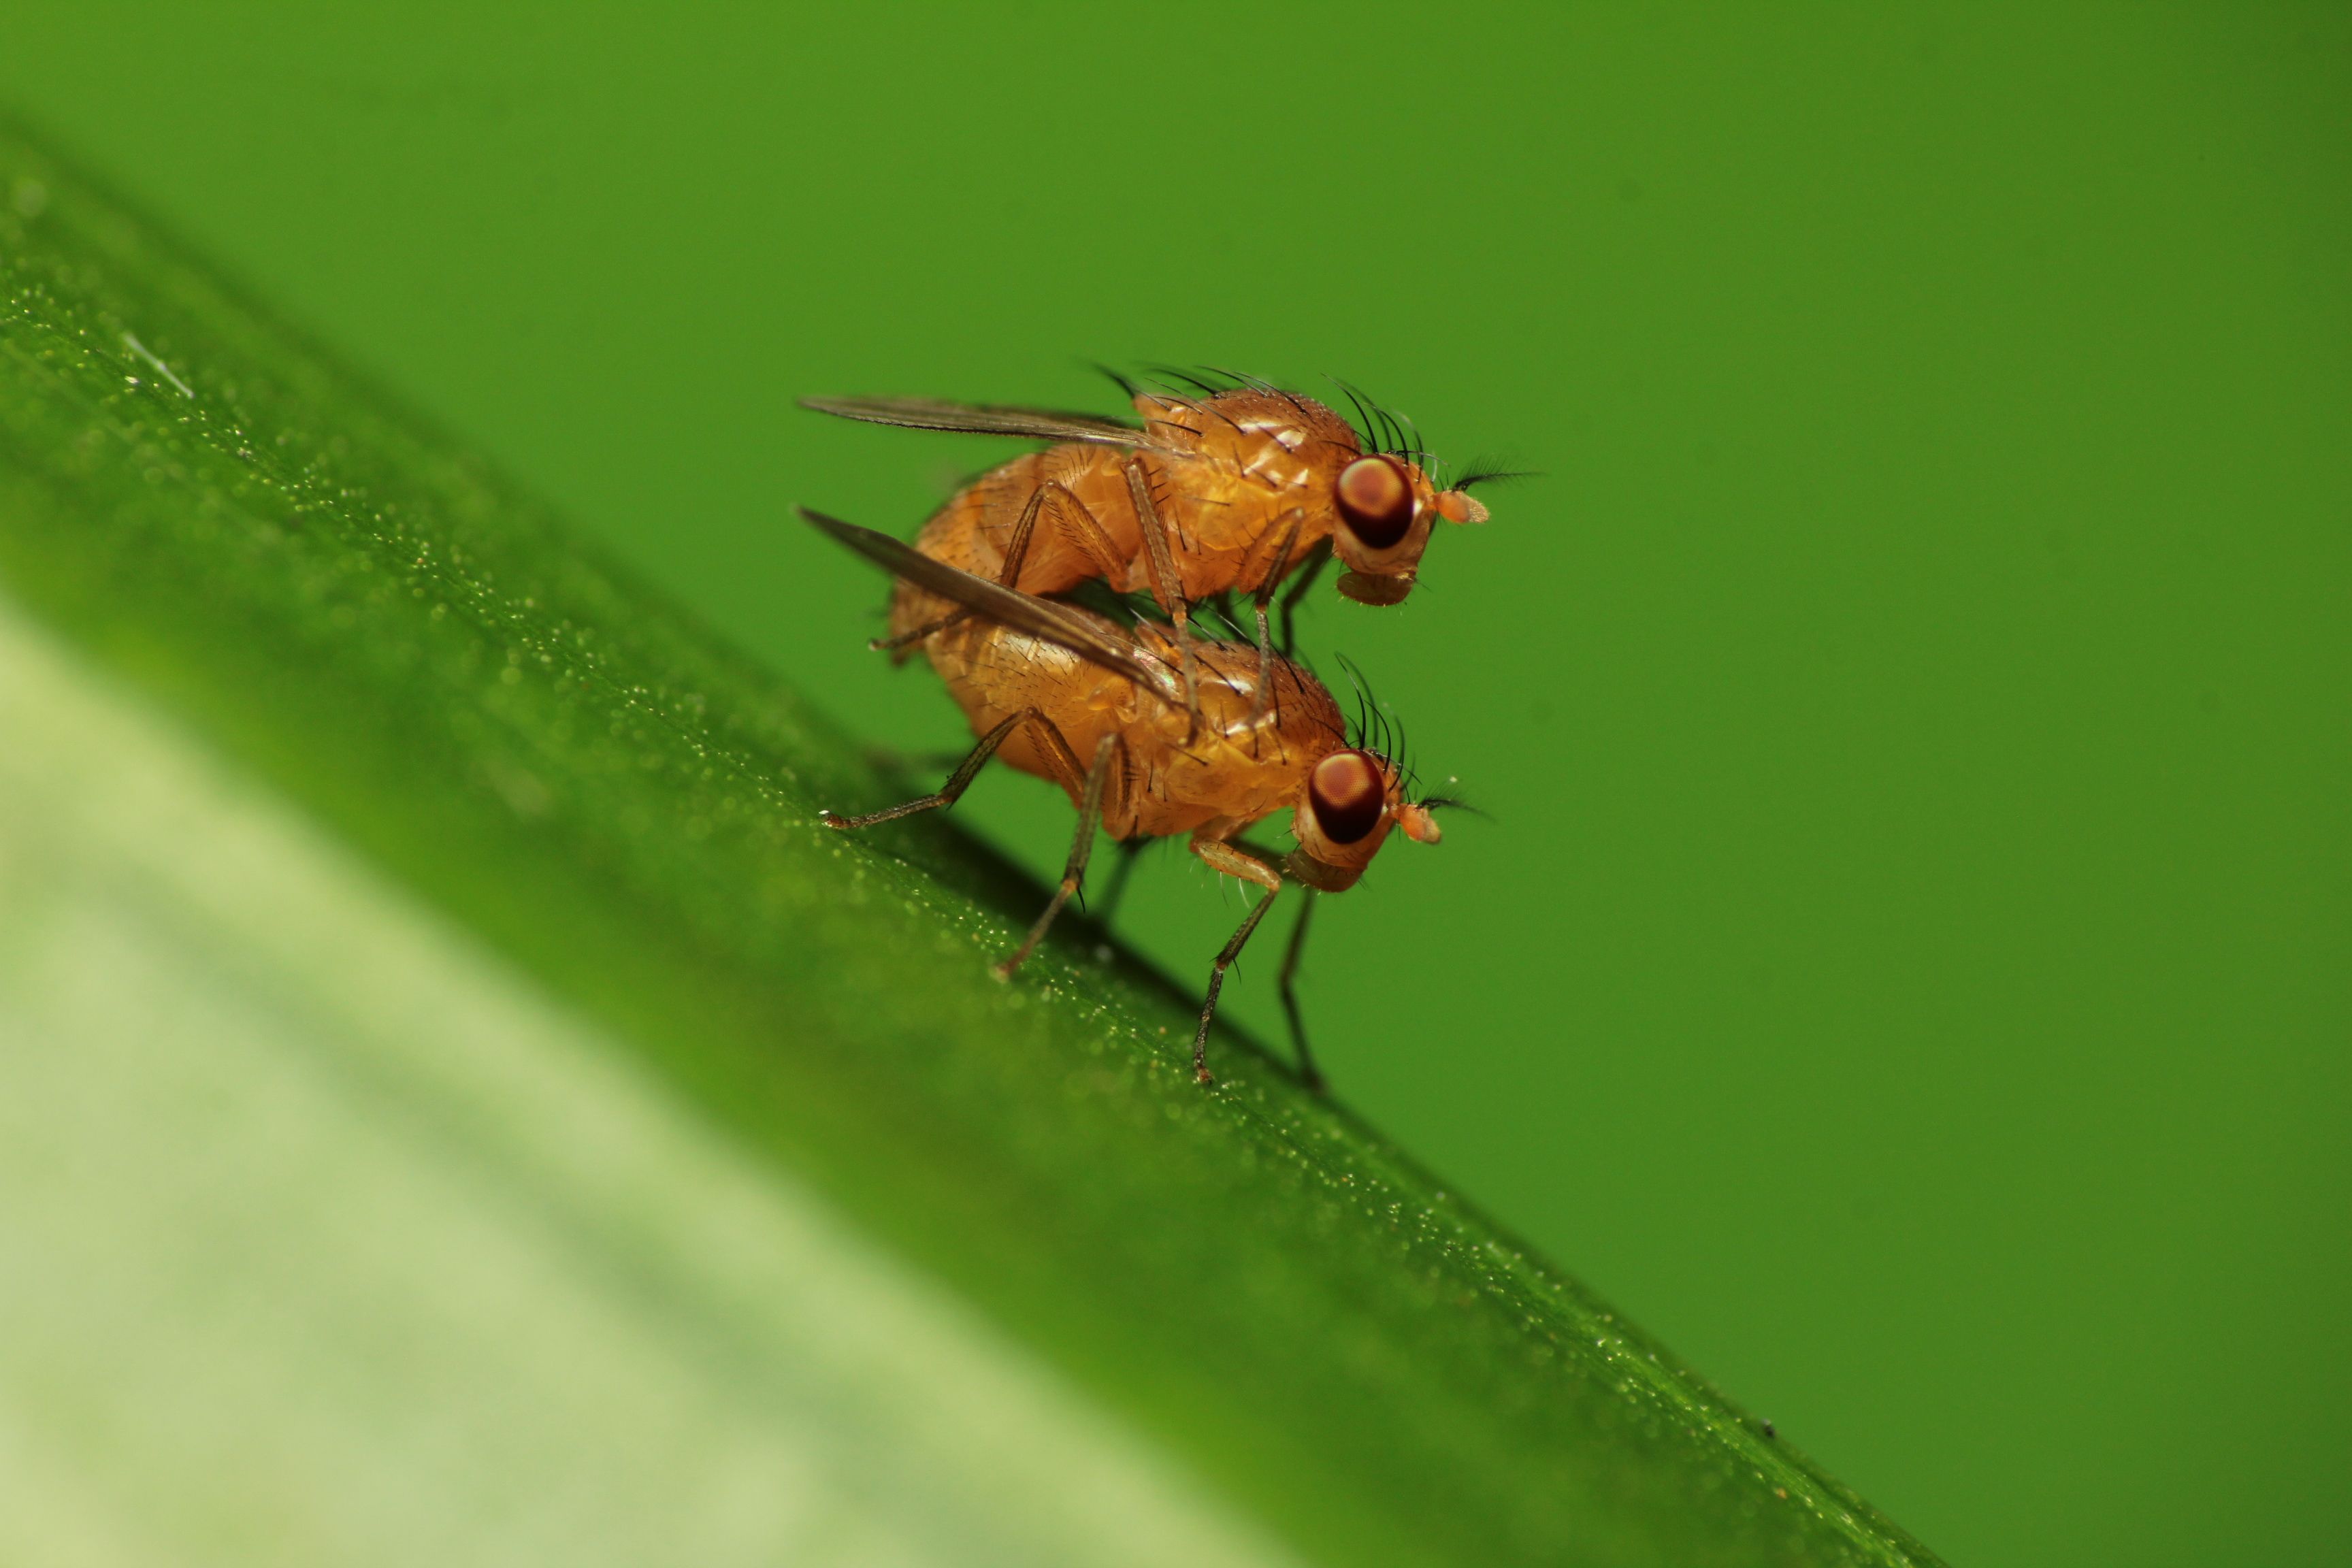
[800,395,1167,451]
[799,508,1183,708]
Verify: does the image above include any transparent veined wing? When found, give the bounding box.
[798,508,1184,709]
[800,395,1166,451]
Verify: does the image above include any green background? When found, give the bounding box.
[5,5,2345,1563]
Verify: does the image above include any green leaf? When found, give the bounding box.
[0,122,1941,1567]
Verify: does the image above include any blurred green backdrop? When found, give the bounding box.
[5,4,2345,1563]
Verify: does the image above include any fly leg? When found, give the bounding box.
[1030,480,1129,585]
[870,483,1056,652]
[1123,459,1202,726]
[870,610,965,653]
[999,485,1045,581]
[1241,509,1307,727]
[1276,888,1326,1092]
[817,708,1033,828]
[823,708,1118,975]
[1188,836,1285,1085]
[1088,836,1149,928]
[1275,538,1333,657]
[995,732,1122,977]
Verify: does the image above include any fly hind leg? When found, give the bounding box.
[824,710,1119,977]
[868,483,1058,653]
[1124,459,1203,724]
[818,709,1031,829]
[870,608,966,653]
[994,732,1122,978]
[1033,479,1130,586]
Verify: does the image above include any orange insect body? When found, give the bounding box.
[806,384,1494,650]
[801,508,1445,1085]
[924,600,1428,885]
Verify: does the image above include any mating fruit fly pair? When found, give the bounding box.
[802,371,1505,1087]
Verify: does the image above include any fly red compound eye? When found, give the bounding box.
[1309,749,1387,844]
[1334,455,1416,548]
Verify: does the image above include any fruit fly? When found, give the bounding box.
[803,372,1507,717]
[800,504,1447,1088]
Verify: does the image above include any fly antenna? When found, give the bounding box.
[1416,791,1489,821]
[1451,459,1540,491]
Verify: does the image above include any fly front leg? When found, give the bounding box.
[819,708,1031,828]
[1188,835,1285,1085]
[1276,887,1325,1092]
[1123,459,1202,725]
[994,732,1123,978]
